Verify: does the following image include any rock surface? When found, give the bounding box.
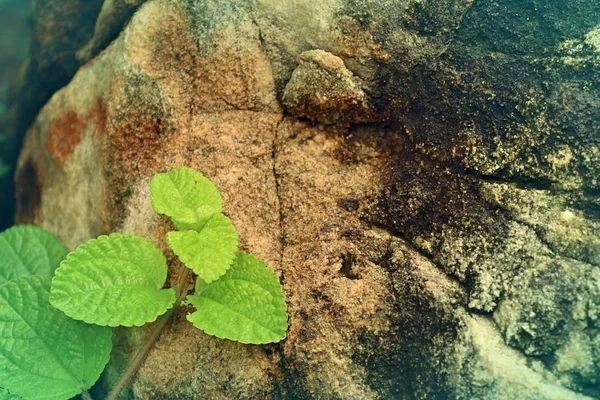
[0,0,104,229]
[14,0,600,398]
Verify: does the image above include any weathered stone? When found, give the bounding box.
[282,50,377,125]
[0,0,103,230]
[13,0,600,398]
[77,0,146,63]
[494,258,600,390]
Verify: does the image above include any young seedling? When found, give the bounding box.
[0,166,288,399]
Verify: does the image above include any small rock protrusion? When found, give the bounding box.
[282,50,376,125]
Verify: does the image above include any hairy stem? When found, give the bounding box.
[81,389,93,400]
[106,268,191,400]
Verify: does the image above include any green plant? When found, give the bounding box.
[0,166,288,399]
[0,226,111,400]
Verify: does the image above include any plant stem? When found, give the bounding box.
[106,268,191,400]
[80,389,93,400]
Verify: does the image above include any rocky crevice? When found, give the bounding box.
[271,116,285,273]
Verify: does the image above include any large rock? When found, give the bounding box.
[15,0,600,398]
[0,0,105,230]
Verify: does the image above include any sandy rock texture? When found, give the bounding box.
[15,0,600,398]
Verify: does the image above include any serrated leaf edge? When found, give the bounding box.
[149,167,223,224]
[166,213,239,283]
[0,276,112,398]
[54,233,167,287]
[185,252,288,344]
[0,225,67,285]
[186,287,287,344]
[56,288,176,328]
[50,233,176,327]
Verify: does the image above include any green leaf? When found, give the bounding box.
[50,233,176,327]
[0,276,111,400]
[0,225,68,286]
[150,166,223,230]
[187,251,288,344]
[0,388,23,400]
[167,213,238,283]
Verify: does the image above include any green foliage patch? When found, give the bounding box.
[0,228,111,400]
[166,213,238,283]
[0,277,111,400]
[0,166,288,399]
[0,225,67,286]
[187,251,288,344]
[150,166,223,230]
[0,388,22,400]
[50,233,176,327]
[152,167,287,342]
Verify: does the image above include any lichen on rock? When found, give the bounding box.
[12,0,600,398]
